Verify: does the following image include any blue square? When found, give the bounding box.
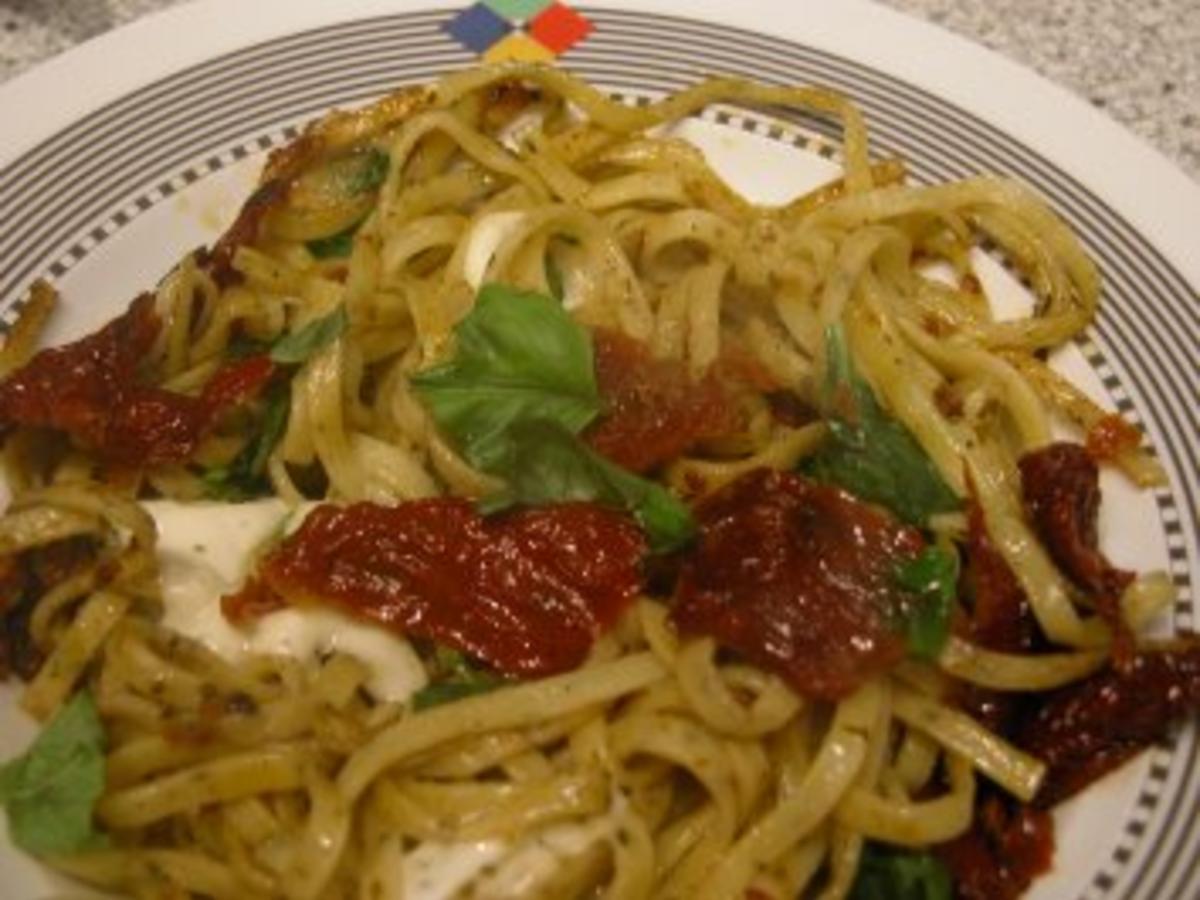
[444,3,514,54]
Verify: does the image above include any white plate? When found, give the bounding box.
[0,1,1197,898]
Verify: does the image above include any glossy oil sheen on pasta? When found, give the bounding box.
[0,63,1176,900]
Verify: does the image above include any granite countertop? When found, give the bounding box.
[0,0,1197,182]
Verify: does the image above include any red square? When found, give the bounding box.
[529,3,592,55]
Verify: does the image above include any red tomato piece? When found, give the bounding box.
[1018,640,1200,807]
[584,329,740,473]
[670,468,923,700]
[0,295,275,466]
[1084,412,1141,462]
[224,499,646,677]
[1019,441,1134,660]
[937,795,1055,900]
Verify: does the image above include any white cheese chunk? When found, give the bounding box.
[144,500,427,703]
[459,212,582,310]
[401,840,510,900]
[396,814,615,899]
[462,211,528,291]
[471,814,613,896]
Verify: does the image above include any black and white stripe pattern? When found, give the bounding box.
[0,9,1195,899]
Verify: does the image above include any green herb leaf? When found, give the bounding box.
[305,221,362,260]
[487,420,695,553]
[300,149,387,258]
[804,325,959,526]
[412,650,506,711]
[849,843,952,900]
[337,147,391,195]
[201,466,252,502]
[270,306,349,365]
[412,284,604,473]
[412,285,694,551]
[411,679,505,711]
[895,545,959,661]
[247,384,291,475]
[0,690,107,855]
[208,305,343,496]
[432,646,470,676]
[203,382,290,500]
[226,333,272,360]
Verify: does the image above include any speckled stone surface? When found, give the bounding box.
[1,0,1197,181]
[879,0,1200,181]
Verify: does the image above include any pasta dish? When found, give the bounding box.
[0,64,1192,900]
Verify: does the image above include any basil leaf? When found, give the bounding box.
[210,304,344,497]
[305,221,361,260]
[226,333,272,360]
[411,678,504,711]
[412,650,505,711]
[412,284,603,473]
[488,420,695,553]
[0,690,107,855]
[895,546,959,661]
[203,382,290,500]
[270,306,349,365]
[337,147,391,195]
[804,325,959,526]
[202,466,252,502]
[432,645,467,672]
[248,384,290,475]
[412,284,693,551]
[850,843,952,900]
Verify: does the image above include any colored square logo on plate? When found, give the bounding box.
[482,32,557,64]
[444,0,595,58]
[483,0,554,20]
[444,2,513,55]
[528,2,593,55]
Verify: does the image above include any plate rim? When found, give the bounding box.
[0,0,1197,284]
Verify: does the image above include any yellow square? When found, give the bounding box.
[482,33,556,64]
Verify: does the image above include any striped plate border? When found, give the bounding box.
[0,9,1195,899]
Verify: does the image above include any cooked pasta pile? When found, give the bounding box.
[0,64,1177,900]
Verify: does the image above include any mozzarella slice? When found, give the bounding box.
[402,840,510,900]
[462,211,528,291]
[470,815,613,896]
[145,499,427,703]
[395,813,617,899]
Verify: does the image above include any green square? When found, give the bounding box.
[483,0,553,21]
